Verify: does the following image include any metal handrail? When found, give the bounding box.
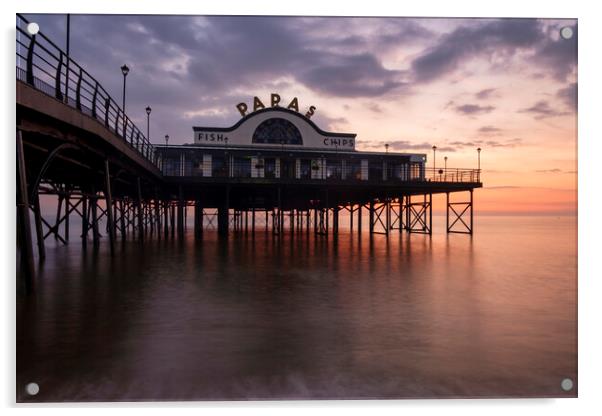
[16,14,158,167]
[160,155,482,183]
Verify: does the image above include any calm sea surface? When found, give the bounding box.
[16,215,577,401]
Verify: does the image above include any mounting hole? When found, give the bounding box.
[560,26,574,40]
[26,22,40,36]
[561,378,574,391]
[25,382,40,396]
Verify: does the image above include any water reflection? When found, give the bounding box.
[17,216,577,401]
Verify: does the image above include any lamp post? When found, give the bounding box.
[385,143,389,154]
[477,147,482,182]
[145,106,152,140]
[164,134,169,147]
[444,156,448,181]
[120,64,129,135]
[432,145,437,173]
[65,15,70,103]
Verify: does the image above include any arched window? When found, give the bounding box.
[252,118,303,145]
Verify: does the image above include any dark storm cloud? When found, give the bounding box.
[298,53,407,97]
[410,19,577,83]
[23,14,415,142]
[20,14,576,145]
[411,19,543,82]
[518,101,570,119]
[532,24,578,82]
[455,104,495,116]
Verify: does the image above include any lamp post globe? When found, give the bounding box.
[145,106,152,140]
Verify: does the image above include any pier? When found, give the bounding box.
[16,14,481,294]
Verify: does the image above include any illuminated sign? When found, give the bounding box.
[237,93,316,119]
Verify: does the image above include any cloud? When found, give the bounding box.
[298,53,407,97]
[557,82,577,110]
[478,125,503,134]
[358,140,455,152]
[484,138,522,148]
[448,138,521,149]
[532,23,577,81]
[518,100,570,119]
[365,102,384,113]
[312,114,349,131]
[410,19,576,84]
[19,14,577,147]
[455,104,495,115]
[449,140,477,147]
[535,168,576,174]
[475,88,497,100]
[411,19,544,83]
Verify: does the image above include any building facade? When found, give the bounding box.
[160,107,426,182]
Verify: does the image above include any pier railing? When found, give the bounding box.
[16,14,157,167]
[161,156,481,184]
[424,167,481,183]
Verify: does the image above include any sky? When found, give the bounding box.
[21,14,577,214]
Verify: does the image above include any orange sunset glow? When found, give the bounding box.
[25,15,577,214]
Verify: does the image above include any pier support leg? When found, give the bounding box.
[16,130,35,293]
[32,192,45,260]
[447,190,474,234]
[64,187,70,242]
[358,204,362,234]
[333,205,339,237]
[170,203,175,238]
[306,210,310,234]
[120,199,127,240]
[81,193,88,249]
[194,200,203,240]
[104,160,115,254]
[177,186,185,239]
[218,187,230,237]
[137,178,144,241]
[349,204,354,233]
[369,201,374,234]
[91,190,100,246]
[163,201,169,238]
[407,194,432,234]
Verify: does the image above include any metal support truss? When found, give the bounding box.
[406,194,432,234]
[446,190,473,234]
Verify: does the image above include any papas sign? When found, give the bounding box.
[237,93,316,119]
